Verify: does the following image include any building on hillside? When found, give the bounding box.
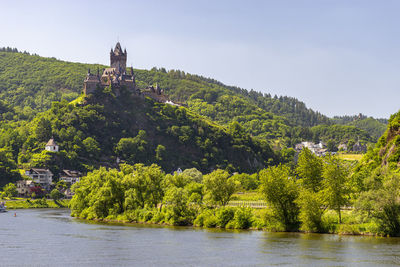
[59,170,82,185]
[25,168,53,189]
[141,83,169,103]
[45,138,59,152]
[83,42,169,102]
[295,141,328,157]
[83,42,136,95]
[16,180,34,197]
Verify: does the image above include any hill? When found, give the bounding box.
[354,111,400,175]
[0,50,329,144]
[0,49,384,148]
[332,114,387,141]
[0,88,278,186]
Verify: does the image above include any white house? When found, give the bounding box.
[25,168,53,189]
[45,138,59,152]
[59,170,82,185]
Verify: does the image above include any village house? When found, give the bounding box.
[295,141,328,157]
[16,180,34,197]
[59,170,82,185]
[45,138,59,152]
[25,168,53,189]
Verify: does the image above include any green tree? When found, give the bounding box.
[326,140,338,152]
[182,168,203,183]
[355,172,400,236]
[70,167,125,219]
[163,186,195,225]
[347,139,356,151]
[3,183,17,198]
[155,144,166,162]
[231,173,259,191]
[122,164,165,209]
[259,165,299,230]
[50,188,64,200]
[115,131,148,164]
[35,117,52,142]
[295,189,324,232]
[82,137,100,158]
[0,148,21,187]
[296,148,323,192]
[321,155,350,223]
[203,169,238,206]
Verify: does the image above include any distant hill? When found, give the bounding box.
[333,114,387,141]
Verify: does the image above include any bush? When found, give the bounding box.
[194,209,214,227]
[216,207,235,228]
[232,207,253,229]
[204,215,218,228]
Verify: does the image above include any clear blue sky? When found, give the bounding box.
[2,0,399,118]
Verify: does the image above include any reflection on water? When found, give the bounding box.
[1,209,400,266]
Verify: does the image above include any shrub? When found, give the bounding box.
[204,215,218,228]
[216,207,235,228]
[233,207,253,229]
[194,209,213,227]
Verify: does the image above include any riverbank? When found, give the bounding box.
[72,207,384,237]
[2,198,70,209]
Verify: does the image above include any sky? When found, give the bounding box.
[1,0,399,118]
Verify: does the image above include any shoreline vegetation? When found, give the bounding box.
[2,198,69,209]
[68,147,400,237]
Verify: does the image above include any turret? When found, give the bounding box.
[110,42,127,74]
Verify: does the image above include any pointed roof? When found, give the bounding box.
[113,42,124,55]
[46,138,57,147]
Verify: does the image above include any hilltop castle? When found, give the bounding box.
[83,42,170,103]
[83,42,136,95]
[83,42,172,103]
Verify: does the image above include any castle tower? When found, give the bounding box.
[110,42,127,74]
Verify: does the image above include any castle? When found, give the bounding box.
[83,42,136,95]
[83,42,169,103]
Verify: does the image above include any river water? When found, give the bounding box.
[1,209,400,266]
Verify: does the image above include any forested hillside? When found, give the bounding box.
[354,111,400,176]
[0,87,278,186]
[333,114,387,141]
[0,49,384,148]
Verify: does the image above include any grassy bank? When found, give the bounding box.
[2,198,70,209]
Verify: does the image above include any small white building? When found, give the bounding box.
[25,168,53,189]
[59,170,82,185]
[45,138,59,152]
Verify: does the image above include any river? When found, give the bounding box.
[1,209,400,266]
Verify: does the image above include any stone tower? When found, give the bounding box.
[110,42,127,74]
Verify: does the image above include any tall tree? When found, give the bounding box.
[296,148,323,192]
[259,164,299,230]
[203,169,238,206]
[321,155,350,223]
